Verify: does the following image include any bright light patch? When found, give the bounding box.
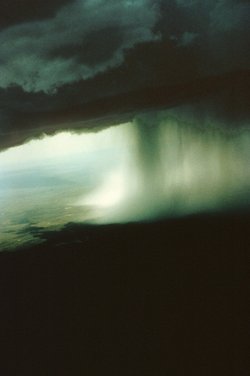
[0,124,132,171]
[77,170,127,209]
[0,113,250,250]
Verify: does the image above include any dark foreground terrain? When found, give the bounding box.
[0,212,249,375]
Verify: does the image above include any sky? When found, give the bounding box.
[0,1,249,250]
[0,0,249,149]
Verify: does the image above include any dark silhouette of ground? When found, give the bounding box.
[0,212,249,375]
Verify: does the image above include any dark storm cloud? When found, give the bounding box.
[0,0,249,94]
[0,0,72,30]
[158,0,250,71]
[47,26,124,66]
[0,0,160,93]
[0,0,249,151]
[1,70,249,152]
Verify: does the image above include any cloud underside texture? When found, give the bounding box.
[0,0,249,94]
[0,0,159,93]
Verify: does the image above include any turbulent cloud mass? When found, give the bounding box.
[0,0,159,93]
[0,0,249,97]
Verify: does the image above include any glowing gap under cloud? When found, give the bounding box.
[0,112,250,250]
